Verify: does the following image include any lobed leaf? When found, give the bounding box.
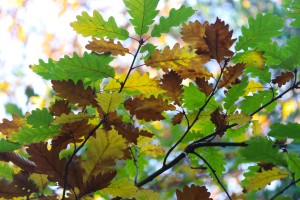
[26,108,53,128]
[0,138,22,153]
[283,0,300,28]
[218,63,245,89]
[271,71,294,87]
[183,83,206,111]
[268,122,300,142]
[176,184,212,200]
[86,38,129,56]
[96,92,125,113]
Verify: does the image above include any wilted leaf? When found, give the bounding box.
[272,71,294,87]
[86,38,129,56]
[218,63,245,89]
[172,112,184,125]
[52,79,98,108]
[159,70,183,105]
[70,10,129,40]
[195,77,213,97]
[204,17,236,63]
[145,43,212,80]
[124,95,175,121]
[210,108,227,136]
[176,184,212,200]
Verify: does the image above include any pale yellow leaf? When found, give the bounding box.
[235,51,265,69]
[245,167,288,191]
[104,71,164,96]
[53,112,94,125]
[82,129,127,182]
[100,178,138,199]
[244,80,264,96]
[96,92,125,113]
[226,113,251,125]
[251,120,262,136]
[29,173,49,192]
[140,144,165,158]
[135,189,161,200]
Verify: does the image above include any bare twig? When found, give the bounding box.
[270,178,300,200]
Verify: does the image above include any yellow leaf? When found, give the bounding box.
[100,178,138,199]
[135,189,161,200]
[244,80,264,96]
[53,112,93,125]
[251,120,262,136]
[96,92,125,113]
[245,167,288,191]
[86,38,129,56]
[82,129,127,182]
[145,43,212,80]
[235,51,265,69]
[104,71,164,96]
[282,99,297,120]
[226,113,251,125]
[140,144,165,158]
[29,173,49,192]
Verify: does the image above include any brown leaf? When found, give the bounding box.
[86,38,129,56]
[80,171,116,197]
[272,71,294,87]
[27,142,84,189]
[176,184,213,200]
[160,70,183,105]
[218,63,246,89]
[181,20,210,55]
[0,114,25,138]
[204,17,236,63]
[0,171,38,198]
[52,119,96,149]
[50,100,71,116]
[210,108,227,137]
[172,112,184,125]
[195,77,213,96]
[258,162,276,172]
[52,79,98,108]
[124,95,176,121]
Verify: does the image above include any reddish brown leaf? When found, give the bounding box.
[50,100,71,116]
[181,20,210,55]
[80,171,116,197]
[218,63,246,89]
[272,71,294,87]
[176,184,213,200]
[51,79,98,108]
[160,70,183,105]
[210,108,227,137]
[195,77,213,96]
[0,114,25,138]
[0,171,38,198]
[86,38,129,56]
[52,119,96,149]
[204,17,236,63]
[172,112,184,125]
[27,142,84,189]
[124,95,176,122]
[258,162,276,172]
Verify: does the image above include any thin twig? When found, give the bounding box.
[192,151,232,200]
[270,178,300,200]
[130,146,139,185]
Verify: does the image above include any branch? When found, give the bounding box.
[270,178,300,200]
[192,151,232,200]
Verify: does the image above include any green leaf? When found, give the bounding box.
[0,138,22,153]
[287,152,300,186]
[96,92,126,113]
[0,162,13,181]
[123,0,159,35]
[283,0,300,28]
[198,147,226,178]
[5,103,23,117]
[240,137,288,167]
[268,122,300,142]
[183,83,206,111]
[244,67,271,83]
[140,43,157,60]
[223,77,248,110]
[10,125,60,145]
[151,5,195,37]
[259,42,288,66]
[235,13,284,51]
[31,52,115,83]
[27,108,53,128]
[242,165,260,187]
[70,11,129,40]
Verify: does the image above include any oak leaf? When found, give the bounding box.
[82,128,127,182]
[124,95,176,121]
[210,108,227,136]
[159,70,183,105]
[204,18,236,63]
[181,20,209,55]
[100,178,138,199]
[233,51,265,69]
[272,71,294,87]
[172,112,184,125]
[96,92,125,113]
[226,113,251,125]
[140,144,165,158]
[176,184,212,200]
[218,63,246,89]
[244,80,264,96]
[53,112,94,125]
[251,120,262,136]
[86,38,129,56]
[0,114,25,138]
[195,77,213,96]
[52,79,98,108]
[145,43,212,80]
[135,189,161,200]
[49,99,71,116]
